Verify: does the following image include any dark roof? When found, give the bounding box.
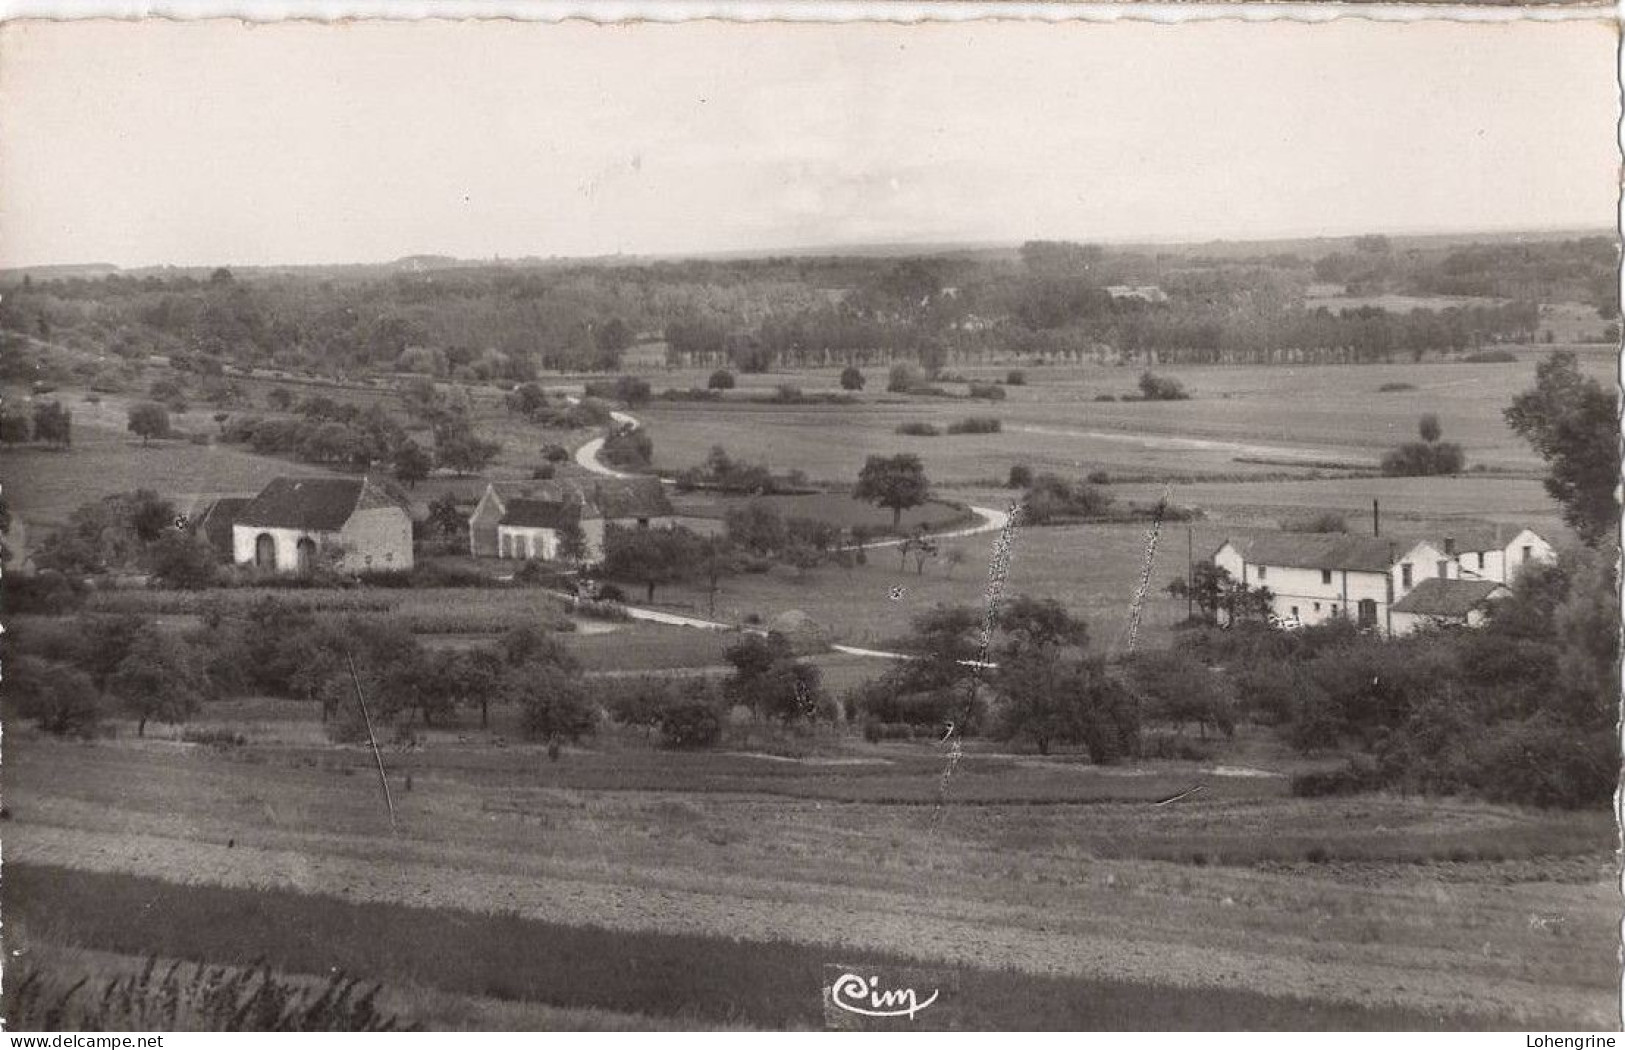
[492,476,672,521]
[1391,578,1508,617]
[196,497,251,550]
[500,499,579,529]
[237,477,408,531]
[587,477,673,520]
[1221,533,1426,573]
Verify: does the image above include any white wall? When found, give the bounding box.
[1215,539,1449,634]
[233,507,413,574]
[341,506,414,572]
[498,525,560,560]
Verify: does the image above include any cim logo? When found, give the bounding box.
[822,965,951,1029]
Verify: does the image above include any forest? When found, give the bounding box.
[0,234,1614,377]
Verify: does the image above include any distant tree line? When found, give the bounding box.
[4,237,1607,380]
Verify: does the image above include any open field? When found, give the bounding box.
[3,731,1614,1029]
[669,490,973,533]
[1,401,346,529]
[636,352,1614,487]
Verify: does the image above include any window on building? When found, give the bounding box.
[1522,545,1532,563]
[1321,569,1332,585]
[1257,565,1267,581]
[1401,563,1413,589]
[1313,602,1322,613]
[1437,560,1448,578]
[1477,552,1485,571]
[1290,606,1299,618]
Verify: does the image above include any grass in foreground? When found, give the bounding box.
[6,863,1520,1031]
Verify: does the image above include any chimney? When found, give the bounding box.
[1372,498,1381,538]
[1444,536,1456,556]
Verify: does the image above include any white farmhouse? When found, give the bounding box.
[467,476,676,563]
[1434,526,1555,585]
[232,476,414,574]
[1213,533,1452,636]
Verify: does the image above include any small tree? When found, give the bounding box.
[0,410,30,444]
[31,400,71,448]
[853,453,930,529]
[943,546,967,579]
[1418,413,1442,444]
[839,366,866,391]
[127,401,171,446]
[393,439,432,489]
[1007,464,1033,489]
[707,369,736,390]
[109,629,206,736]
[509,661,595,755]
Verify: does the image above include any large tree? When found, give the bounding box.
[852,453,930,528]
[1504,351,1621,546]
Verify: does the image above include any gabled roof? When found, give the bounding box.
[489,476,672,521]
[1434,524,1545,555]
[1391,578,1508,617]
[196,497,251,549]
[1220,533,1431,574]
[237,477,409,532]
[500,499,580,530]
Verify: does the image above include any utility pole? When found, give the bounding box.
[1186,526,1195,621]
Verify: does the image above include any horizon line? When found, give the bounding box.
[2,222,1613,274]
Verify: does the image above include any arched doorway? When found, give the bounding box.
[296,537,317,574]
[254,533,277,570]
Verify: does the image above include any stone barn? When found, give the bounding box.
[232,476,414,574]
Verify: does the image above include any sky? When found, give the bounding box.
[0,17,1616,268]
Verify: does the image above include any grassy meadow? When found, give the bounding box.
[638,351,1613,487]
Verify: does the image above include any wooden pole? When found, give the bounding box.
[346,653,398,834]
[1188,528,1198,617]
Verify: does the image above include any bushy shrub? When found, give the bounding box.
[1382,441,1465,476]
[1021,473,1114,524]
[1093,393,1118,402]
[1007,464,1033,489]
[839,366,866,391]
[1377,382,1416,392]
[896,422,940,437]
[707,368,736,390]
[1290,757,1381,798]
[886,363,922,394]
[1005,369,1027,386]
[541,443,570,463]
[1136,372,1190,401]
[946,416,1001,435]
[967,382,1006,401]
[660,699,723,749]
[1459,349,1518,364]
